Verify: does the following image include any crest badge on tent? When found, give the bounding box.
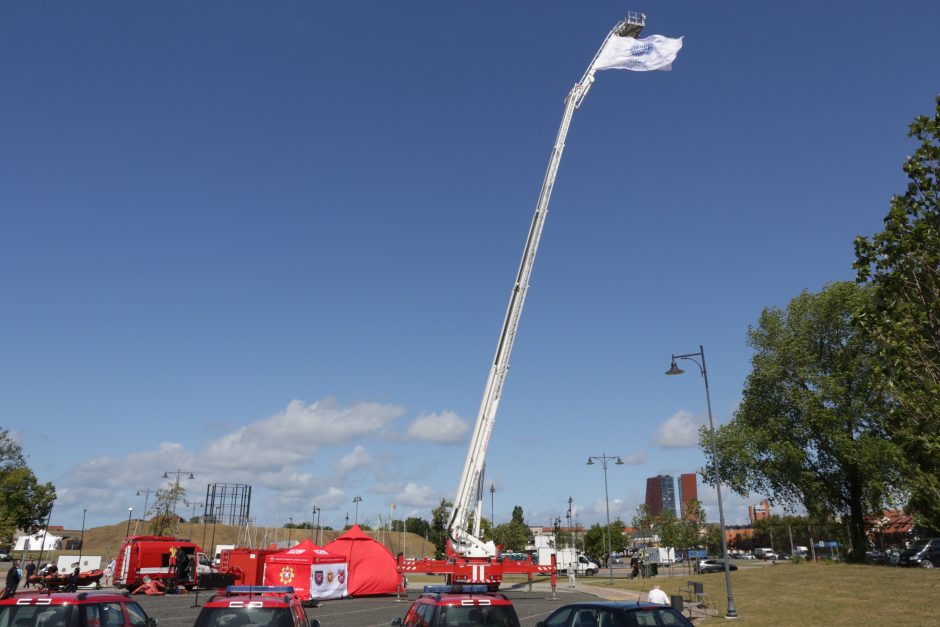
[338,568,346,585]
[327,571,335,584]
[279,565,295,585]
[314,570,323,586]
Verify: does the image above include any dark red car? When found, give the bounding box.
[0,590,157,627]
[392,585,521,627]
[194,586,319,627]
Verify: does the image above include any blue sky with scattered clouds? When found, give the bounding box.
[3,0,939,534]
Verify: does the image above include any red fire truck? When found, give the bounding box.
[114,536,215,591]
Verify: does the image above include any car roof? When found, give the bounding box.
[561,601,665,611]
[0,591,136,605]
[203,595,292,608]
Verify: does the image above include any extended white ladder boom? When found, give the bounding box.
[448,13,646,557]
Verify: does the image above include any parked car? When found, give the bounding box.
[0,590,157,627]
[392,585,520,627]
[898,538,940,568]
[697,559,739,574]
[0,553,12,562]
[195,586,318,627]
[536,601,693,627]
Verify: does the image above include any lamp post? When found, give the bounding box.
[489,484,496,526]
[125,507,134,539]
[287,517,294,546]
[78,508,87,570]
[345,512,350,528]
[587,454,624,584]
[666,345,738,619]
[353,496,362,525]
[184,501,203,538]
[162,470,195,525]
[313,507,322,545]
[135,488,156,536]
[567,497,574,549]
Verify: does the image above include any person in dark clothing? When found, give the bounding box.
[64,567,80,592]
[23,562,36,589]
[3,560,21,599]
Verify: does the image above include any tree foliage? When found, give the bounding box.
[491,506,530,552]
[0,430,56,545]
[854,95,940,532]
[148,483,187,536]
[583,519,626,563]
[429,499,451,559]
[703,282,903,561]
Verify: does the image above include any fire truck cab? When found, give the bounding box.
[114,536,214,591]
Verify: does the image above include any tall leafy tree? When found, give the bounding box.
[492,506,530,552]
[429,499,452,559]
[703,282,903,561]
[0,430,56,545]
[854,95,940,532]
[583,519,627,563]
[148,483,188,536]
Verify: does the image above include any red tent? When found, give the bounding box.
[263,539,348,600]
[324,525,400,596]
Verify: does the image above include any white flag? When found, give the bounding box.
[592,34,683,72]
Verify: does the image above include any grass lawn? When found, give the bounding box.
[614,562,939,625]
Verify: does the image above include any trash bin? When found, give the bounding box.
[671,595,684,613]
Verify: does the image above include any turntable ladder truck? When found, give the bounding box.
[397,12,646,591]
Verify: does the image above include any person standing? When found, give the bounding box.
[103,559,115,587]
[23,562,36,589]
[3,560,21,599]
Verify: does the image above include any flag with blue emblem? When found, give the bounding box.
[592,34,683,72]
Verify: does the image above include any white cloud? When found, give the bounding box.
[623,450,647,465]
[651,410,705,448]
[407,411,469,444]
[394,483,440,508]
[337,445,374,473]
[203,398,404,471]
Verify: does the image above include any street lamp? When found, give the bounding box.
[667,345,738,618]
[313,506,321,545]
[287,517,294,546]
[184,501,203,538]
[586,454,624,584]
[162,469,195,531]
[352,496,363,525]
[125,507,134,539]
[567,497,574,549]
[135,488,156,536]
[489,484,496,526]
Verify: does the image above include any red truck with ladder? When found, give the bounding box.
[396,11,648,592]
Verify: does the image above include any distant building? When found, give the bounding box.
[645,475,676,517]
[748,499,772,524]
[677,473,698,518]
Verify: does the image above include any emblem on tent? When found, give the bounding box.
[337,568,345,585]
[314,570,323,586]
[326,571,335,584]
[279,565,295,584]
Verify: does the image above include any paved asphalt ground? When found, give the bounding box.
[132,584,607,627]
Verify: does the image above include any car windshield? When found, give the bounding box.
[626,608,693,626]
[438,605,519,627]
[0,605,73,627]
[194,607,294,627]
[907,540,929,551]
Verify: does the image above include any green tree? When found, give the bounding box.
[854,95,940,532]
[429,499,452,559]
[582,519,627,563]
[0,430,56,546]
[510,506,525,526]
[405,516,430,539]
[703,282,904,562]
[148,483,187,536]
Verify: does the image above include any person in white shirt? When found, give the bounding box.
[647,584,671,605]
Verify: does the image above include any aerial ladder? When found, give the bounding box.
[397,12,647,590]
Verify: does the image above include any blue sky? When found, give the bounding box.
[3,0,939,535]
